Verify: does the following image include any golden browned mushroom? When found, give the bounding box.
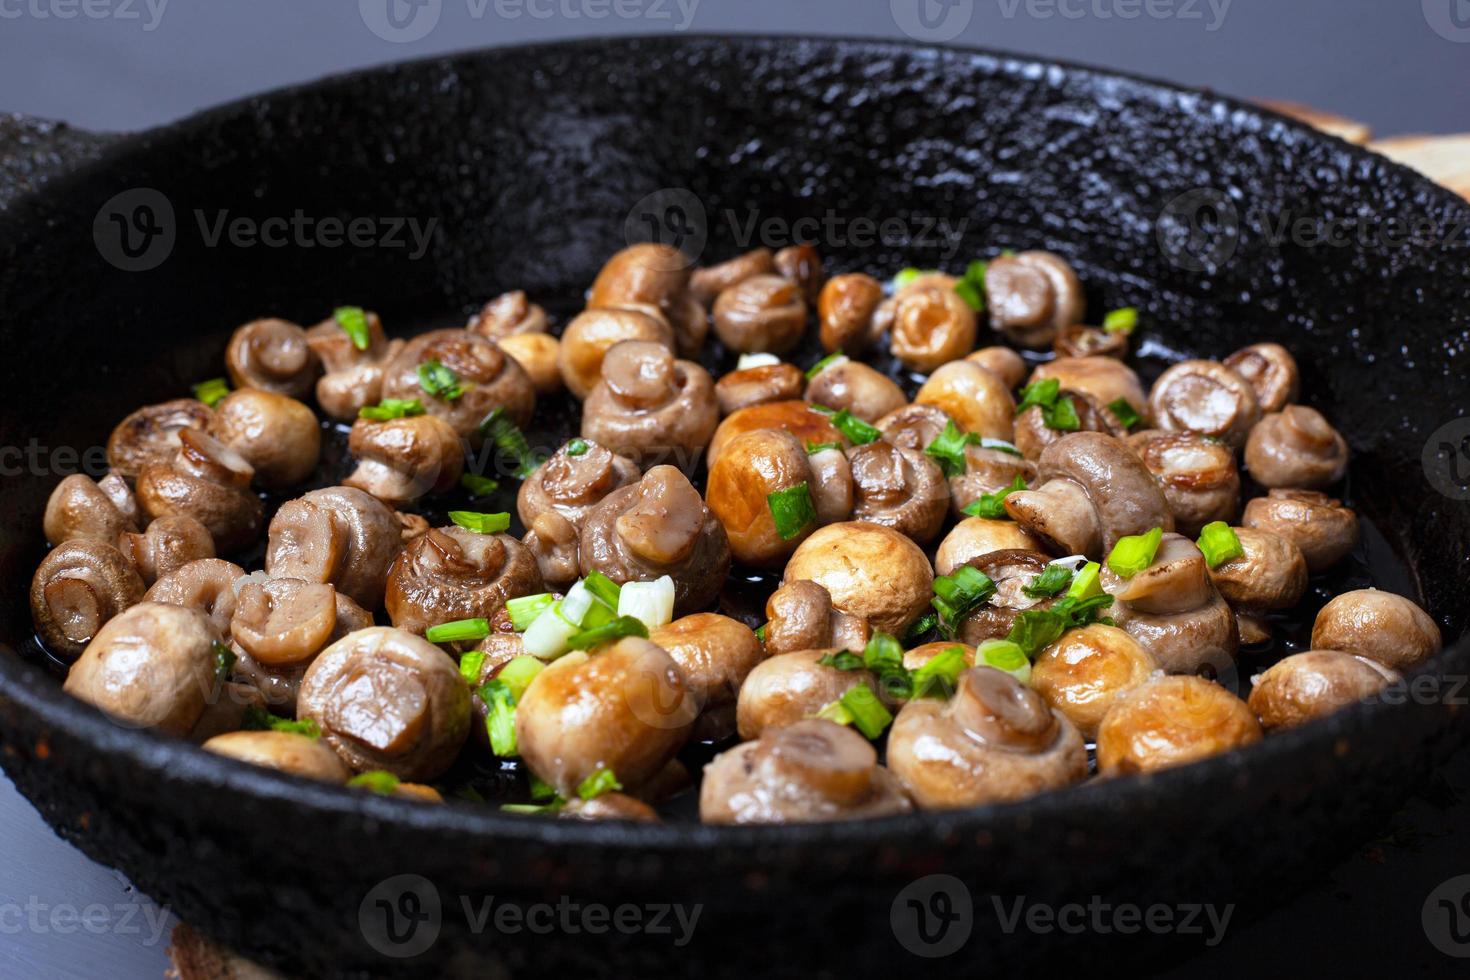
[1311,589,1442,671]
[206,388,322,491]
[1030,357,1149,420]
[984,251,1085,349]
[521,512,581,589]
[384,525,543,635]
[581,340,718,468]
[1127,430,1241,537]
[1004,432,1173,559]
[1244,406,1349,489]
[203,730,352,782]
[1014,387,1126,462]
[701,719,912,824]
[135,429,264,555]
[934,518,1045,577]
[1247,651,1399,731]
[496,332,562,395]
[63,601,233,736]
[1104,533,1238,674]
[225,318,320,400]
[560,793,661,823]
[706,429,836,567]
[304,310,405,422]
[948,444,1037,518]
[31,540,146,658]
[763,581,870,657]
[117,515,215,585]
[735,649,875,740]
[297,627,470,781]
[579,465,730,616]
[888,667,1088,809]
[44,473,139,546]
[847,440,948,544]
[145,558,246,636]
[783,522,933,635]
[774,244,826,304]
[515,640,696,797]
[804,358,907,423]
[1223,342,1299,413]
[587,243,706,358]
[877,403,954,452]
[344,414,464,508]
[1149,360,1261,450]
[915,361,1016,440]
[380,329,535,443]
[689,248,775,306]
[1030,624,1159,739]
[650,613,766,741]
[1207,527,1307,644]
[1242,489,1359,573]
[880,285,978,373]
[1054,324,1128,360]
[1095,675,1261,775]
[706,400,846,469]
[902,641,977,672]
[967,346,1028,390]
[557,307,676,401]
[467,290,549,339]
[106,398,213,479]
[517,440,641,530]
[817,273,886,354]
[232,578,372,715]
[712,275,808,354]
[265,486,402,609]
[714,362,805,416]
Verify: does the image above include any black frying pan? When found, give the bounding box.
[1,35,1468,979]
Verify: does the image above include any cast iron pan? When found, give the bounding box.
[1,35,1468,979]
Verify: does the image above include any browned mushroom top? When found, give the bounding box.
[558,306,676,400]
[344,414,464,508]
[879,285,978,373]
[31,539,147,658]
[1095,675,1261,775]
[207,388,322,491]
[984,251,1085,349]
[707,400,846,469]
[304,310,405,422]
[1127,430,1240,537]
[586,243,702,356]
[948,444,1037,517]
[1241,488,1358,573]
[1247,650,1398,731]
[1054,324,1128,360]
[145,558,246,636]
[714,362,806,416]
[1149,360,1261,449]
[579,465,730,616]
[203,730,352,783]
[44,472,139,547]
[106,398,213,479]
[1208,526,1307,612]
[735,649,875,740]
[118,515,215,586]
[265,486,402,610]
[517,440,641,530]
[877,403,954,452]
[847,440,949,544]
[649,613,766,741]
[1244,405,1349,489]
[225,318,320,400]
[385,526,544,635]
[706,429,831,567]
[783,522,933,635]
[817,273,886,354]
[774,244,826,305]
[804,358,907,423]
[497,332,562,396]
[1311,589,1442,671]
[712,274,808,354]
[1014,387,1126,462]
[914,361,1016,441]
[581,340,719,468]
[701,719,913,824]
[967,346,1028,390]
[468,290,549,339]
[1031,357,1149,419]
[933,517,1045,577]
[1030,624,1159,740]
[1223,342,1299,413]
[690,248,775,306]
[381,329,535,443]
[135,429,264,555]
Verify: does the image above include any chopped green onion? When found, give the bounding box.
[479,408,539,479]
[1015,378,1061,415]
[417,358,464,401]
[1023,563,1075,599]
[931,565,997,636]
[754,623,768,644]
[458,650,487,685]
[242,707,321,738]
[577,767,623,801]
[501,801,564,815]
[529,774,559,801]
[460,472,500,496]
[426,618,490,644]
[1197,521,1245,569]
[817,650,865,671]
[810,405,882,445]
[805,351,846,379]
[1006,594,1116,658]
[334,305,371,350]
[583,571,622,610]
[903,612,938,643]
[1042,396,1081,432]
[348,771,401,795]
[359,398,425,421]
[961,474,1029,520]
[1107,398,1142,431]
[449,511,511,535]
[1107,526,1165,580]
[862,632,905,674]
[566,438,590,457]
[479,679,518,757]
[767,483,818,540]
[815,698,854,727]
[979,438,1023,457]
[1103,307,1139,335]
[618,576,676,631]
[837,685,893,739]
[508,593,556,632]
[192,378,231,408]
[924,421,981,478]
[1067,561,1104,601]
[893,267,935,290]
[912,646,969,698]
[498,656,545,702]
[522,599,579,659]
[954,259,988,312]
[212,641,235,683]
[579,598,617,631]
[806,441,842,455]
[977,639,1032,684]
[567,615,649,651]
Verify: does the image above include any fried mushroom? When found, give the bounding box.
[1223,342,1299,413]
[762,581,872,658]
[1149,360,1261,450]
[706,401,845,469]
[1248,650,1399,731]
[783,522,933,635]
[715,362,805,416]
[44,473,139,546]
[1096,675,1261,775]
[706,429,833,567]
[586,243,706,358]
[344,414,464,508]
[384,526,543,635]
[207,389,322,491]
[558,307,676,401]
[106,399,213,479]
[1244,406,1349,489]
[881,284,978,373]
[380,329,535,443]
[225,318,320,400]
[934,518,1045,577]
[817,273,885,354]
[496,332,562,395]
[948,445,1037,518]
[31,540,146,658]
[117,515,215,585]
[1241,489,1358,573]
[304,310,404,422]
[650,613,766,741]
[517,440,641,530]
[1311,589,1442,671]
[689,248,775,306]
[914,361,1016,440]
[847,440,948,544]
[984,251,1085,349]
[1030,357,1149,420]
[1030,624,1159,739]
[1103,533,1238,675]
[467,290,549,339]
[1207,527,1307,639]
[232,580,372,714]
[135,430,264,555]
[580,340,718,468]
[967,346,1028,390]
[1127,430,1241,536]
[144,558,246,636]
[736,649,874,740]
[804,358,907,423]
[265,486,401,609]
[203,730,352,782]
[774,244,826,304]
[1014,388,1126,462]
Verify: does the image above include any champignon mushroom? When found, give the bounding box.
[62,602,224,736]
[1030,357,1149,420]
[1030,624,1159,739]
[984,251,1085,349]
[706,401,846,469]
[202,730,352,782]
[467,290,549,339]
[1004,432,1173,558]
[714,362,805,416]
[297,627,471,781]
[887,667,1088,808]
[135,430,264,555]
[953,550,1058,646]
[1207,527,1307,641]
[735,649,875,740]
[817,273,886,354]
[783,522,933,635]
[515,640,696,797]
[225,318,320,400]
[521,511,581,589]
[701,719,912,824]
[517,440,642,530]
[902,641,977,672]
[232,579,372,715]
[344,414,464,508]
[560,792,661,823]
[774,244,825,305]
[1244,406,1349,489]
[580,340,719,469]
[877,403,954,453]
[117,515,215,585]
[934,518,1046,577]
[914,361,1016,441]
[384,525,544,635]
[1149,360,1261,450]
[1095,675,1261,775]
[206,389,322,491]
[1311,589,1442,671]
[1223,342,1299,413]
[557,307,676,401]
[144,558,246,636]
[804,358,907,423]
[1127,430,1241,536]
[44,473,139,546]
[712,275,808,354]
[847,440,948,544]
[762,581,872,657]
[1248,651,1400,731]
[1103,533,1238,675]
[31,540,146,658]
[1014,388,1126,461]
[879,284,978,373]
[265,486,402,609]
[106,398,213,479]
[967,346,1028,390]
[706,429,833,567]
[304,310,405,422]
[497,332,563,395]
[380,329,535,443]
[649,613,766,741]
[586,243,706,358]
[948,444,1038,518]
[1241,489,1359,573]
[1054,324,1128,360]
[689,248,775,306]
[579,465,730,616]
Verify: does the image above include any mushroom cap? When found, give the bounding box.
[948,445,1038,518]
[774,244,826,305]
[344,414,464,508]
[144,558,246,636]
[517,440,641,530]
[208,388,322,491]
[877,403,954,453]
[902,641,976,672]
[31,540,147,658]
[225,318,320,400]
[1032,357,1149,418]
[557,307,676,400]
[1223,342,1299,414]
[1311,589,1442,671]
[984,251,1085,349]
[521,512,581,589]
[803,359,907,424]
[1030,624,1159,739]
[706,428,820,567]
[203,730,352,782]
[468,290,549,339]
[817,273,886,354]
[587,243,693,328]
[707,401,845,469]
[1243,405,1350,490]
[883,285,978,373]
[118,514,216,585]
[384,526,544,635]
[1208,526,1308,612]
[715,363,805,416]
[1241,489,1358,573]
[1014,387,1126,462]
[649,613,766,741]
[934,518,1046,577]
[44,473,140,547]
[106,398,213,479]
[1096,675,1261,775]
[783,521,934,635]
[581,340,719,468]
[847,441,949,544]
[304,313,402,422]
[914,361,1016,441]
[1148,360,1262,449]
[561,792,662,823]
[690,248,777,306]
[735,649,873,741]
[954,550,1057,646]
[381,329,536,442]
[1247,650,1399,731]
[1127,430,1241,537]
[967,346,1028,390]
[231,578,340,667]
[496,332,562,395]
[265,486,401,610]
[1054,324,1128,360]
[711,274,808,354]
[135,429,265,555]
[761,581,871,658]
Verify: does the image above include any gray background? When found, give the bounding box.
[2,2,1469,978]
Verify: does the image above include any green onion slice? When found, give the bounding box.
[479,408,539,479]
[817,650,865,671]
[460,473,500,496]
[359,398,425,421]
[582,571,622,610]
[566,438,590,456]
[448,511,511,535]
[977,639,1032,684]
[1022,563,1075,599]
[767,483,817,541]
[1107,526,1165,579]
[243,707,321,738]
[479,679,518,757]
[577,767,623,801]
[1067,561,1104,601]
[425,618,490,644]
[348,771,401,795]
[912,646,969,698]
[954,259,988,312]
[417,358,464,401]
[805,351,846,379]
[1107,398,1142,431]
[211,641,235,684]
[961,474,1028,520]
[1103,307,1139,335]
[458,650,487,685]
[507,593,555,632]
[1015,378,1061,415]
[1042,396,1081,432]
[837,685,893,739]
[192,378,230,408]
[1197,521,1244,568]
[498,656,545,702]
[334,305,372,350]
[806,441,842,455]
[931,565,997,635]
[567,615,649,651]
[810,405,882,445]
[924,421,980,478]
